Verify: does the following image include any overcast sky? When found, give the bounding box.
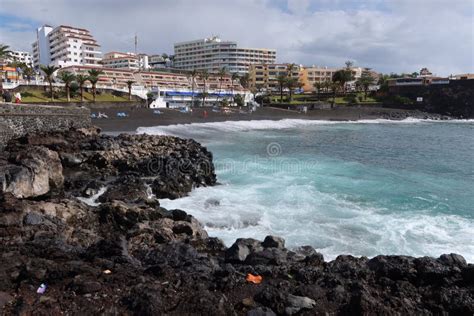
[0,0,473,75]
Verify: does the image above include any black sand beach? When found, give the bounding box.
[91,105,443,132]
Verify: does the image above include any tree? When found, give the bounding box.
[276,74,287,102]
[40,65,59,101]
[331,82,339,105]
[87,69,104,102]
[0,44,12,59]
[199,70,209,106]
[234,94,245,107]
[126,80,135,101]
[356,70,376,100]
[286,77,300,102]
[286,63,296,78]
[323,80,331,93]
[216,67,227,103]
[0,44,12,90]
[239,73,250,89]
[189,69,198,107]
[313,82,323,100]
[58,71,76,102]
[23,67,35,84]
[76,74,89,102]
[231,72,239,103]
[332,69,352,95]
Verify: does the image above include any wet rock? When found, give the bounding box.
[225,238,263,263]
[262,235,285,249]
[285,294,316,315]
[438,253,467,268]
[23,212,44,226]
[0,146,63,198]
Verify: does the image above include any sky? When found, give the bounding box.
[0,0,473,76]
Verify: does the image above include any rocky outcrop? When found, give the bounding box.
[0,128,473,315]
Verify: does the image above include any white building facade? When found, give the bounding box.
[7,51,33,66]
[173,36,276,75]
[32,24,102,68]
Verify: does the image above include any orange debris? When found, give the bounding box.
[246,273,263,284]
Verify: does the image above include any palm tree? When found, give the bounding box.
[199,70,209,107]
[0,44,12,59]
[58,71,76,102]
[323,80,331,93]
[40,65,59,101]
[286,77,300,102]
[276,74,287,102]
[332,69,352,96]
[126,80,135,101]
[189,69,198,107]
[216,67,227,104]
[23,67,35,85]
[356,69,376,100]
[286,63,296,78]
[87,69,104,102]
[231,72,239,104]
[331,82,339,105]
[239,73,250,89]
[314,82,323,101]
[0,44,12,90]
[76,74,89,103]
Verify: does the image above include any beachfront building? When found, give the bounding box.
[148,54,173,69]
[57,65,250,107]
[450,73,474,80]
[173,36,276,74]
[101,52,140,70]
[6,51,33,66]
[32,24,102,68]
[301,66,338,92]
[248,63,304,92]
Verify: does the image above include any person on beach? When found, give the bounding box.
[2,90,12,103]
[15,92,22,104]
[203,110,208,119]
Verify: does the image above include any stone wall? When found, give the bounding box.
[0,103,91,146]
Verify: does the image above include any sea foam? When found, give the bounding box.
[137,118,474,136]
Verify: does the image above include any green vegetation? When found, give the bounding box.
[19,89,130,103]
[40,65,59,101]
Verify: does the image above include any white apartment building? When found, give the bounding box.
[173,36,276,74]
[101,52,150,70]
[102,52,140,70]
[32,24,102,68]
[7,51,33,66]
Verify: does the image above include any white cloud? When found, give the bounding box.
[0,0,472,75]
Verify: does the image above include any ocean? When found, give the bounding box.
[138,119,474,262]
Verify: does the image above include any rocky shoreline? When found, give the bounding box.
[1,128,473,315]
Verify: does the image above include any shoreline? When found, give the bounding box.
[1,128,472,315]
[92,105,451,133]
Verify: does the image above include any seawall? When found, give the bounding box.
[0,103,91,146]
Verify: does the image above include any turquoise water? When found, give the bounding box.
[138,119,474,262]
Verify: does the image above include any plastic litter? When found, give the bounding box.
[246,273,263,284]
[37,283,47,294]
[103,269,112,274]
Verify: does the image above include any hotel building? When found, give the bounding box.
[249,63,304,91]
[250,63,367,93]
[32,24,102,68]
[58,65,249,107]
[7,51,33,66]
[101,52,140,70]
[173,36,276,74]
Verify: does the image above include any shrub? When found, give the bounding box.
[234,94,245,107]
